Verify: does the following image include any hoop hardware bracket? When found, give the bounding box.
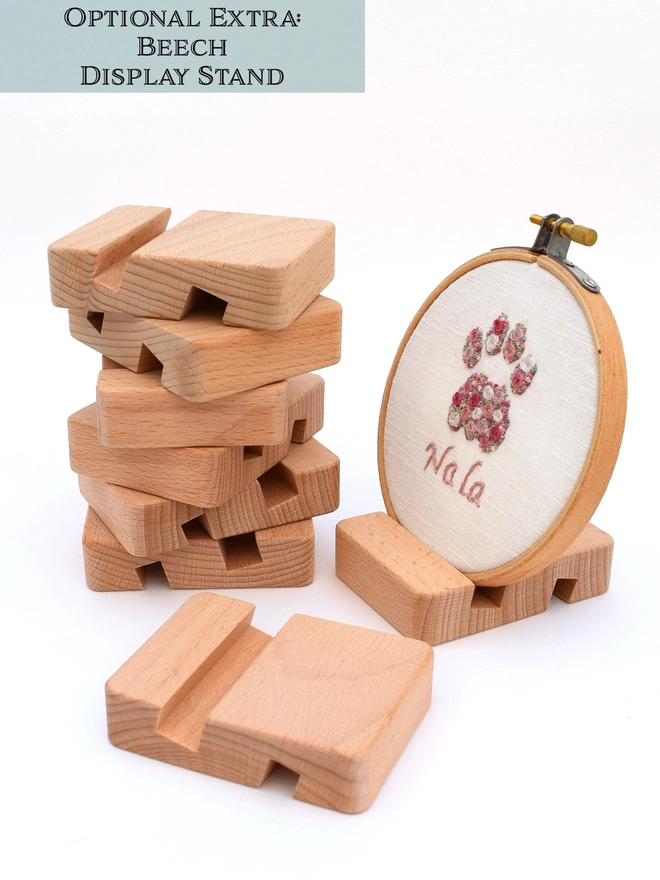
[493,212,601,293]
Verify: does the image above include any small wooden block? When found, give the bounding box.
[86,210,336,330]
[80,437,339,557]
[70,404,289,507]
[96,370,322,448]
[106,592,433,812]
[96,370,289,448]
[336,513,613,646]
[83,508,315,591]
[69,295,342,402]
[49,206,171,309]
[70,376,322,506]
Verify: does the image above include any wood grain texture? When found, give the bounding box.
[106,592,433,812]
[69,295,342,402]
[83,508,316,591]
[86,210,336,330]
[285,373,325,443]
[96,370,323,448]
[378,249,626,586]
[201,438,339,538]
[336,513,613,645]
[96,369,290,448]
[78,475,202,557]
[336,512,475,645]
[70,376,322,506]
[101,355,123,369]
[79,437,338,557]
[49,206,171,309]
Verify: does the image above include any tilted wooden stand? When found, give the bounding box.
[336,513,613,646]
[106,593,433,813]
[68,294,342,402]
[49,206,335,330]
[79,436,339,558]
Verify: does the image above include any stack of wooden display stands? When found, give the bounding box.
[49,206,345,592]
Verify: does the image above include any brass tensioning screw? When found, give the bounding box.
[530,214,598,246]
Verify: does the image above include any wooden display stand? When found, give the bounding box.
[83,508,316,591]
[96,370,291,447]
[48,205,171,309]
[69,373,324,507]
[106,593,433,812]
[79,437,339,558]
[336,513,613,645]
[68,294,342,402]
[95,370,322,448]
[49,205,335,329]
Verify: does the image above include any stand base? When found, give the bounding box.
[106,593,433,813]
[83,508,315,591]
[335,513,613,646]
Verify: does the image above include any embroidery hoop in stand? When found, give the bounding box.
[378,218,627,587]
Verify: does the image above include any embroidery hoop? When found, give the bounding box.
[378,247,627,586]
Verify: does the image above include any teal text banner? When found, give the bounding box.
[1,2,364,92]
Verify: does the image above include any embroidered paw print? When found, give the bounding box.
[450,313,537,452]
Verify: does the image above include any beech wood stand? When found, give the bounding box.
[50,207,344,595]
[336,513,612,646]
[106,593,433,813]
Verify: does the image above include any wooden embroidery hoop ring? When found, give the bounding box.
[378,248,627,587]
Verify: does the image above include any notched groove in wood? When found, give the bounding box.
[257,462,299,510]
[336,514,613,646]
[138,561,168,587]
[470,585,506,609]
[185,287,228,318]
[106,594,433,813]
[155,625,272,752]
[290,418,307,443]
[262,762,301,794]
[87,311,105,333]
[137,343,162,372]
[220,532,263,571]
[553,577,578,601]
[181,521,199,540]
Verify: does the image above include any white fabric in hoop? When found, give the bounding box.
[383,259,599,574]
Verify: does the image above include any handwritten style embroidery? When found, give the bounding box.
[424,442,485,507]
[447,314,538,451]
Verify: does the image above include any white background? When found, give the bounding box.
[2,2,658,877]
